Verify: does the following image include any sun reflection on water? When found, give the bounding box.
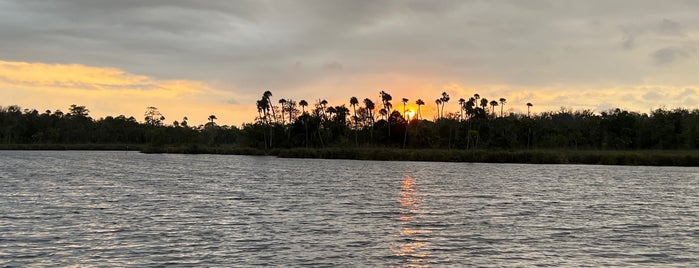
[391,174,430,267]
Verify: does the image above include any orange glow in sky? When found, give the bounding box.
[2,59,699,127]
[0,60,244,126]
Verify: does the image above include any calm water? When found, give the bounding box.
[0,151,698,267]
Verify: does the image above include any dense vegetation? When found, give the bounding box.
[0,105,237,147]
[3,89,699,154]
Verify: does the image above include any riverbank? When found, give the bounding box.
[277,148,699,166]
[0,144,142,151]
[142,145,699,166]
[3,144,698,166]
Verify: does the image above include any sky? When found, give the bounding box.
[2,0,699,126]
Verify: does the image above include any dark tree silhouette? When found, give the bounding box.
[480,98,489,111]
[298,99,309,147]
[285,99,296,124]
[299,100,308,114]
[364,98,376,143]
[415,99,425,120]
[257,98,270,123]
[380,90,393,136]
[278,98,287,124]
[490,100,498,116]
[402,97,409,148]
[263,91,276,123]
[144,106,164,126]
[8,98,699,153]
[440,92,450,119]
[69,104,90,117]
[499,98,507,117]
[350,96,359,145]
[458,98,466,121]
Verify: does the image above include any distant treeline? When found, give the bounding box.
[0,105,237,146]
[2,94,699,151]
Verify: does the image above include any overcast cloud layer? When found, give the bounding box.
[2,0,699,124]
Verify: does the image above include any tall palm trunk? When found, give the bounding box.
[403,102,408,148]
[352,105,358,146]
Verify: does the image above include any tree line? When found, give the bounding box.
[242,90,699,150]
[0,105,237,146]
[2,89,699,151]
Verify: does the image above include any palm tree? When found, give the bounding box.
[379,108,388,120]
[440,92,450,119]
[402,97,409,148]
[278,98,287,124]
[499,98,507,117]
[480,98,488,110]
[415,99,425,120]
[435,99,442,119]
[380,90,393,136]
[458,98,466,121]
[256,99,268,122]
[326,106,337,120]
[208,115,217,123]
[287,99,296,123]
[256,98,270,148]
[298,99,309,147]
[299,100,308,114]
[474,94,481,113]
[350,97,359,145]
[319,99,328,118]
[465,97,476,118]
[380,91,393,115]
[315,99,328,148]
[363,98,376,143]
[490,100,498,116]
[363,98,375,124]
[263,90,275,123]
[401,98,409,118]
[349,97,359,127]
[526,102,533,117]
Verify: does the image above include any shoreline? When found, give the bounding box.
[2,144,699,167]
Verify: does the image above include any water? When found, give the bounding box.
[0,151,698,267]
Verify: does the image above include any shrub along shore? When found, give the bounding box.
[4,144,697,166]
[144,146,699,166]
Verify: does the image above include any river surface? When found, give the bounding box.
[0,151,697,267]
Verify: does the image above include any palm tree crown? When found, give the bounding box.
[489,100,498,116]
[415,99,425,120]
[299,100,308,114]
[499,98,507,117]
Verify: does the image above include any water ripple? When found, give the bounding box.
[0,151,697,267]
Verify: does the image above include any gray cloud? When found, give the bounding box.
[2,0,699,108]
[322,61,343,71]
[621,32,636,50]
[651,46,696,65]
[657,18,683,36]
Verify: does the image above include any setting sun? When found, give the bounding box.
[406,110,416,120]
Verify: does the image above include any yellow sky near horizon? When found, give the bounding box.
[2,60,698,127]
[0,60,248,126]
